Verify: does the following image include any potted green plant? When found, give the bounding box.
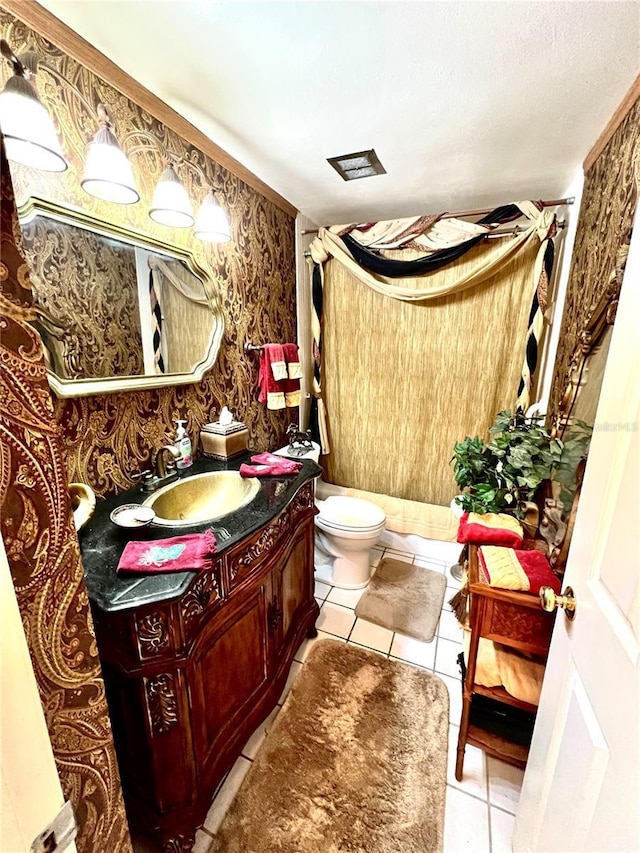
[451,410,564,517]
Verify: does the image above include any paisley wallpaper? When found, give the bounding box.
[0,143,132,851]
[1,12,297,498]
[20,216,144,378]
[548,96,640,420]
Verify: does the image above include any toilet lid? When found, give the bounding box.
[318,496,385,530]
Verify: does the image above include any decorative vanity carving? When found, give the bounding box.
[145,674,179,735]
[136,611,171,658]
[93,481,318,852]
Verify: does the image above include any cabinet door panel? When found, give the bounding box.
[190,584,270,769]
[281,537,309,638]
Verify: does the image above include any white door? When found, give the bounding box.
[0,533,77,853]
[513,210,640,851]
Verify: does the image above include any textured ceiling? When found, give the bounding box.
[33,1,640,224]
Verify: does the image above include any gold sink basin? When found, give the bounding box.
[144,471,260,527]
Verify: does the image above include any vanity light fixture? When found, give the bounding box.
[0,40,68,172]
[81,103,140,205]
[194,188,231,243]
[149,162,194,228]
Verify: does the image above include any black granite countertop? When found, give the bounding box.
[79,454,321,614]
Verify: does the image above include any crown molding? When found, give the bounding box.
[584,74,640,173]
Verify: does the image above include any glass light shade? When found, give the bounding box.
[0,84,67,172]
[194,190,231,243]
[149,164,194,228]
[81,126,139,205]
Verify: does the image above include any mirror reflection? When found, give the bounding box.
[18,198,224,396]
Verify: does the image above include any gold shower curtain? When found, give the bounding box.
[322,238,540,507]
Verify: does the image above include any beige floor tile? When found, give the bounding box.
[326,585,366,608]
[390,633,436,669]
[203,756,252,833]
[414,555,447,573]
[348,618,394,653]
[487,757,524,814]
[490,807,516,853]
[192,829,214,853]
[437,607,465,643]
[316,602,356,638]
[443,785,490,853]
[435,637,464,679]
[294,630,344,663]
[447,723,488,800]
[240,705,280,760]
[382,550,414,563]
[314,579,331,600]
[278,660,302,704]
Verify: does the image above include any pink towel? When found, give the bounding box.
[116,530,217,575]
[240,453,302,478]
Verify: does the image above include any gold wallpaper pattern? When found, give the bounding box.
[0,144,132,852]
[548,96,640,420]
[20,216,144,377]
[1,13,297,497]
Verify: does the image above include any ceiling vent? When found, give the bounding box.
[327,149,386,181]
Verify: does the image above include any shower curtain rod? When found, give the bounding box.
[300,197,574,235]
[302,219,566,257]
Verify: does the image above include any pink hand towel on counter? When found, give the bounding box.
[116,530,217,575]
[239,453,302,478]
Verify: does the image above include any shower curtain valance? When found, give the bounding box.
[308,200,557,454]
[309,201,555,301]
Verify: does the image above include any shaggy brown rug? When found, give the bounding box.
[355,557,447,642]
[211,639,449,853]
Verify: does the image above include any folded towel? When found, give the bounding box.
[478,546,560,594]
[457,512,524,548]
[258,345,286,410]
[240,453,302,478]
[283,343,303,380]
[282,343,301,407]
[116,530,217,575]
[250,452,300,467]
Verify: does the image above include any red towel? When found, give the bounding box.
[282,343,301,408]
[478,546,560,595]
[240,453,302,478]
[258,345,286,409]
[457,512,524,548]
[116,530,217,575]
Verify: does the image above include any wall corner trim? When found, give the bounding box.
[0,0,298,218]
[583,74,640,173]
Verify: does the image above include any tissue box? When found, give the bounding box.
[200,423,248,460]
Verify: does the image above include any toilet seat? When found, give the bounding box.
[316,496,385,532]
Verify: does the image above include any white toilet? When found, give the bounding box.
[314,496,386,589]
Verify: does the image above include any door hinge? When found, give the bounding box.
[31,801,77,853]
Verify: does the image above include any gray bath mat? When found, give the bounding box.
[355,557,447,642]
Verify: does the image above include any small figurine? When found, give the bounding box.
[286,423,314,457]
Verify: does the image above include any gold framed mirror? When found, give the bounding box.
[18,196,225,397]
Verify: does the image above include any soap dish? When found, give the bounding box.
[110,504,156,528]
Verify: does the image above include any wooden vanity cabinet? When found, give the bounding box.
[92,483,319,852]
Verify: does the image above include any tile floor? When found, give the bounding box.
[135,534,524,853]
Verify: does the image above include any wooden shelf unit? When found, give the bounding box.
[455,544,555,779]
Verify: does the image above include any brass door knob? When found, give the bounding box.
[540,585,576,620]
